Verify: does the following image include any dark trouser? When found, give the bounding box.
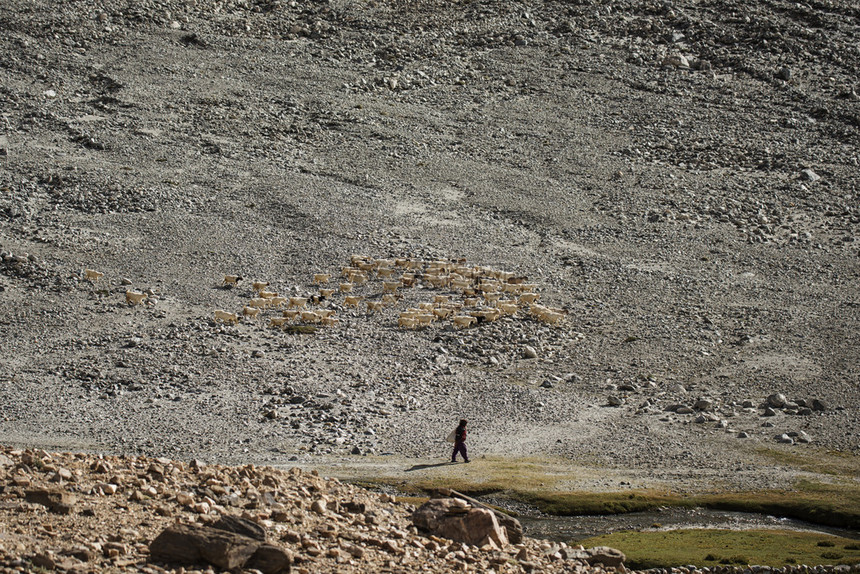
[452,441,468,462]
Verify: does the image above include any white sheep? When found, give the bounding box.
[321,316,339,327]
[214,309,239,324]
[319,288,336,298]
[248,298,268,309]
[268,296,287,308]
[288,296,308,309]
[382,281,400,293]
[270,317,290,328]
[499,303,519,316]
[314,273,331,284]
[282,309,300,320]
[376,267,395,278]
[252,281,269,293]
[344,295,363,308]
[433,307,453,320]
[398,316,417,329]
[339,282,354,293]
[125,291,147,305]
[484,293,502,307]
[242,306,261,319]
[425,275,449,288]
[519,292,540,304]
[367,301,384,313]
[84,269,105,282]
[223,274,241,287]
[259,290,278,299]
[300,310,321,323]
[381,293,398,306]
[452,315,477,329]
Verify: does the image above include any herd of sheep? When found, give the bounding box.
[213,256,566,331]
[82,256,566,331]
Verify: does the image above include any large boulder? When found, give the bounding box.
[413,498,509,548]
[149,523,290,573]
[586,546,626,567]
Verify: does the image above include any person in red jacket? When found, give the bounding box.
[451,419,470,463]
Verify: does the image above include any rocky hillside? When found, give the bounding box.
[0,0,857,514]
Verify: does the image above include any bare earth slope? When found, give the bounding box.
[0,0,858,494]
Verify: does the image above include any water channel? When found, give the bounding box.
[508,506,860,544]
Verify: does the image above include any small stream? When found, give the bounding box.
[509,507,860,543]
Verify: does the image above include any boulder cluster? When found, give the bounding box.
[0,446,633,574]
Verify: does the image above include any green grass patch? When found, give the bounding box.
[577,529,860,569]
[520,490,690,516]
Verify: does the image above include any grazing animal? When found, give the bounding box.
[214,310,239,324]
[248,298,268,308]
[313,273,331,284]
[499,303,519,315]
[223,274,242,287]
[319,288,336,298]
[483,292,502,305]
[268,296,287,308]
[288,297,308,309]
[251,281,269,293]
[452,315,477,329]
[433,307,453,320]
[270,317,289,328]
[376,267,395,278]
[382,293,399,306]
[349,271,368,285]
[321,316,339,326]
[242,306,261,319]
[259,290,278,299]
[519,293,540,304]
[282,309,300,320]
[344,295,363,308]
[300,311,321,323]
[400,273,417,287]
[383,281,400,293]
[339,282,354,293]
[472,309,501,322]
[398,316,417,329]
[125,291,147,305]
[367,301,384,313]
[84,269,105,282]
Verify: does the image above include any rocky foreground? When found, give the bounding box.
[0,446,632,573]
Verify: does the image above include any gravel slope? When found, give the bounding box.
[0,0,858,494]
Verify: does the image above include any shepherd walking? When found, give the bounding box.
[451,419,470,463]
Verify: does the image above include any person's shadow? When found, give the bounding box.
[405,462,452,472]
